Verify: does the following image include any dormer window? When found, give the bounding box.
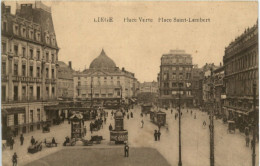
[37,33,41,41]
[21,27,26,37]
[14,25,19,35]
[46,35,50,44]
[30,30,34,39]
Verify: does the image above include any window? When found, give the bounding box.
[30,110,33,123]
[117,90,120,96]
[37,50,40,60]
[2,42,6,54]
[2,62,6,75]
[29,86,33,99]
[30,31,34,39]
[78,81,81,86]
[52,87,55,96]
[14,63,18,75]
[14,45,18,56]
[2,86,6,102]
[46,68,49,78]
[13,86,18,101]
[179,67,183,71]
[30,66,33,77]
[179,73,183,80]
[22,47,26,57]
[46,52,49,62]
[51,54,55,62]
[22,65,26,76]
[52,69,54,79]
[22,27,26,37]
[46,87,49,97]
[117,81,120,86]
[22,86,26,100]
[37,67,40,77]
[3,21,7,32]
[37,33,41,41]
[14,25,19,35]
[30,49,33,59]
[37,109,40,121]
[37,86,40,100]
[172,82,177,87]
[172,73,176,79]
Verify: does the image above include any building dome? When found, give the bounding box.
[89,49,116,69]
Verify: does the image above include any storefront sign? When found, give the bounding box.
[7,115,14,126]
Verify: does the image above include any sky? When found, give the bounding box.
[4,1,258,82]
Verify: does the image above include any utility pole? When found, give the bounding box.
[252,83,256,166]
[178,83,182,166]
[209,67,215,166]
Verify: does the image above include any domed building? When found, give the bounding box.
[73,49,139,108]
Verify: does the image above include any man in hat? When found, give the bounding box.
[12,152,18,166]
[124,143,129,157]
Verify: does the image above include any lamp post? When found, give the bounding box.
[178,83,182,166]
[252,83,257,166]
[209,68,215,166]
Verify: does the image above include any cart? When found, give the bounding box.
[90,135,103,144]
[28,141,42,153]
[81,139,93,146]
[227,120,236,133]
[44,138,58,147]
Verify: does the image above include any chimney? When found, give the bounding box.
[122,67,125,72]
[220,62,222,66]
[69,61,72,69]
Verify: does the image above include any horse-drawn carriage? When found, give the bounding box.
[28,141,42,153]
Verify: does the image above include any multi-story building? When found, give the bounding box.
[1,2,59,139]
[223,21,258,128]
[213,64,225,117]
[191,64,203,107]
[158,50,193,108]
[73,49,138,108]
[140,81,158,93]
[57,61,74,100]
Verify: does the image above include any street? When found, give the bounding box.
[2,106,259,166]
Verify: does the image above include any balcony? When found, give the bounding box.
[45,78,56,84]
[12,76,42,83]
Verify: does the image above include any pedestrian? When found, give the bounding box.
[20,134,24,146]
[203,121,206,127]
[109,124,113,131]
[171,109,173,114]
[104,117,107,124]
[187,109,188,113]
[141,120,144,128]
[52,137,57,146]
[90,122,93,134]
[127,114,129,119]
[174,113,177,120]
[124,143,129,157]
[181,112,183,116]
[191,110,193,115]
[12,152,18,166]
[194,113,196,119]
[154,130,158,141]
[158,130,161,141]
[246,136,250,147]
[245,127,249,137]
[10,137,14,150]
[131,112,133,118]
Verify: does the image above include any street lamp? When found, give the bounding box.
[209,67,215,166]
[252,82,257,166]
[178,82,182,166]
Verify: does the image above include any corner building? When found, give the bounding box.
[1,2,59,139]
[73,49,138,108]
[158,50,193,108]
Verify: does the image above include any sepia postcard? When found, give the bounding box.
[1,1,259,166]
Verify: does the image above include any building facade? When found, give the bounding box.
[140,81,158,93]
[158,50,193,108]
[57,61,74,100]
[213,64,225,117]
[191,64,203,107]
[223,22,258,129]
[1,2,59,139]
[73,49,138,108]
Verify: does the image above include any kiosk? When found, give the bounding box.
[110,111,128,144]
[70,112,84,140]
